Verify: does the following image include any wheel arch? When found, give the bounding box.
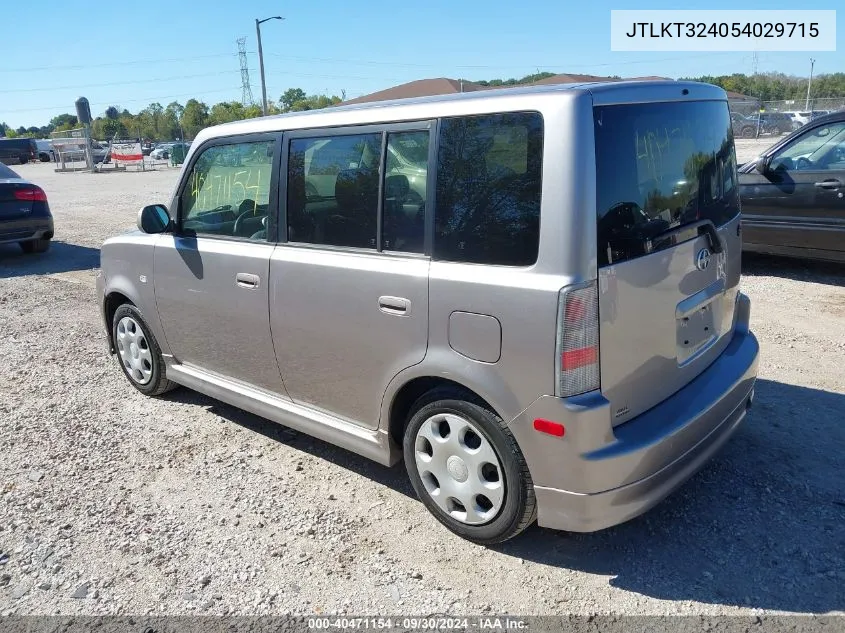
[381,357,524,450]
[100,274,169,355]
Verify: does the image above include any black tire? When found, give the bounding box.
[741,127,755,139]
[19,238,50,254]
[39,152,51,163]
[402,386,536,545]
[111,304,177,397]
[19,154,28,165]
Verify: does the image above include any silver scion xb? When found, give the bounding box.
[97,80,759,544]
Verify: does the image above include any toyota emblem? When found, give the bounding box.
[696,248,711,271]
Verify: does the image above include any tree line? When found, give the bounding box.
[0,88,343,141]
[2,72,843,141]
[679,71,845,102]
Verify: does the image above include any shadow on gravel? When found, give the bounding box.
[498,378,845,613]
[163,389,415,497]
[0,241,100,277]
[163,377,844,612]
[742,252,845,287]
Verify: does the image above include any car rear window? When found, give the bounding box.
[0,163,19,178]
[594,100,740,267]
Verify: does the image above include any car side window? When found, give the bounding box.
[434,112,543,266]
[770,122,845,172]
[287,133,382,249]
[382,131,429,254]
[179,140,275,240]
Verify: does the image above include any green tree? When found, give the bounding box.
[208,101,247,126]
[284,93,342,112]
[181,99,209,139]
[475,71,555,87]
[4,127,18,138]
[162,102,184,139]
[280,88,307,111]
[49,113,77,129]
[102,118,127,139]
[104,106,120,120]
[143,102,164,138]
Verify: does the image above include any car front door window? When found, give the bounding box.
[770,122,845,172]
[180,140,275,240]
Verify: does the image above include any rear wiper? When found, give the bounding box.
[649,219,723,254]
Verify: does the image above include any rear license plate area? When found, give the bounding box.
[677,299,719,365]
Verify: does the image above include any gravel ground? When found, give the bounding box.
[734,137,778,165]
[1,161,844,617]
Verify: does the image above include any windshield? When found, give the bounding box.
[594,100,739,266]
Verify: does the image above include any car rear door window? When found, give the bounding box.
[287,133,382,249]
[433,112,543,266]
[594,101,740,266]
[382,131,429,254]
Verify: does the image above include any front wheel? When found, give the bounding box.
[402,387,536,545]
[112,304,176,396]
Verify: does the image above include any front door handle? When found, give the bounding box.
[814,179,842,190]
[378,295,411,316]
[235,272,260,289]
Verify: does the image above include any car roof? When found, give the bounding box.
[194,80,727,144]
[806,110,845,126]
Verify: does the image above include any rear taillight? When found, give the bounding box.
[555,281,600,397]
[13,186,48,202]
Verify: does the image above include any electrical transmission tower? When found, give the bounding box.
[238,37,254,106]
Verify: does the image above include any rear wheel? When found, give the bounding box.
[18,154,28,164]
[741,127,755,139]
[402,387,536,545]
[112,304,176,396]
[19,238,50,254]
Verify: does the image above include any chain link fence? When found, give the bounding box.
[728,97,845,139]
[49,128,111,172]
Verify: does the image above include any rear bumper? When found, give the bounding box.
[0,218,54,244]
[509,293,759,533]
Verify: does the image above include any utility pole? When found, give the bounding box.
[256,16,284,116]
[805,58,816,111]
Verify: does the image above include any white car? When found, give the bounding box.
[783,111,812,128]
[150,144,173,160]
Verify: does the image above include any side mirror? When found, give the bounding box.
[137,204,172,234]
[754,156,770,174]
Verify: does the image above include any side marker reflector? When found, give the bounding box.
[533,418,565,437]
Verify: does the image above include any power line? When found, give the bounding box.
[3,49,743,75]
[0,71,240,94]
[264,51,738,70]
[1,52,240,73]
[2,87,241,114]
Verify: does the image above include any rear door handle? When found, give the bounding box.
[235,272,260,289]
[814,179,842,190]
[378,296,411,316]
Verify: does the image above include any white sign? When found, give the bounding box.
[611,10,836,51]
[111,140,143,164]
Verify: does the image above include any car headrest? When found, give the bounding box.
[384,174,410,199]
[335,168,378,211]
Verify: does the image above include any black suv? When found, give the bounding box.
[0,138,38,165]
[757,112,794,135]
